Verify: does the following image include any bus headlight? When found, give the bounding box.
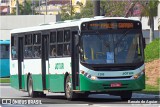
[81,70,97,80]
[91,76,97,80]
[133,69,145,79]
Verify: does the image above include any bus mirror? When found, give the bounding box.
[143,38,146,49]
[75,34,79,46]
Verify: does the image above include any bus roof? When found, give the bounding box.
[0,40,10,44]
[10,17,140,34]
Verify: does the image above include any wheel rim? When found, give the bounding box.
[28,79,32,96]
[66,77,72,98]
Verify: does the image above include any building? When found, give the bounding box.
[158,0,160,30]
[35,0,86,15]
[10,0,23,14]
[0,0,10,15]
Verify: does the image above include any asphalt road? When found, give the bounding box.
[0,84,159,106]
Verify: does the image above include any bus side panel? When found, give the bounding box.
[0,59,10,77]
[48,74,65,92]
[48,58,71,92]
[24,59,43,91]
[10,60,19,89]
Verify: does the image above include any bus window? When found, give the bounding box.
[64,30,70,56]
[57,31,63,43]
[57,44,63,56]
[11,36,17,59]
[64,44,70,55]
[33,46,41,58]
[33,33,41,58]
[50,32,56,43]
[33,33,41,44]
[24,34,33,58]
[0,44,9,59]
[64,30,70,42]
[50,45,56,57]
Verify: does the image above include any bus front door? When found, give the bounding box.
[18,37,24,89]
[71,30,79,90]
[41,34,49,91]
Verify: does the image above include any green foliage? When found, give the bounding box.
[60,0,128,20]
[0,78,10,83]
[145,39,160,62]
[11,0,33,15]
[139,0,159,17]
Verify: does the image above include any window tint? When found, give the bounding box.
[33,33,41,58]
[64,30,70,42]
[25,34,32,45]
[33,46,41,58]
[24,46,32,58]
[57,44,63,56]
[33,33,41,44]
[11,36,17,59]
[57,31,63,43]
[50,45,56,57]
[0,44,10,59]
[50,32,56,43]
[64,44,70,55]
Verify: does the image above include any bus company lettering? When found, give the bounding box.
[122,72,134,75]
[55,63,64,69]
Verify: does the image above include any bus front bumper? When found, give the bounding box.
[79,74,145,92]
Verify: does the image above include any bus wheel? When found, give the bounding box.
[65,75,76,100]
[120,91,132,101]
[28,76,37,98]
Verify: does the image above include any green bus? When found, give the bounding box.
[10,17,146,100]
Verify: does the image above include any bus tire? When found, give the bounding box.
[28,76,38,98]
[120,91,132,101]
[65,75,77,100]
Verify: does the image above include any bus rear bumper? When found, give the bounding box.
[79,74,145,92]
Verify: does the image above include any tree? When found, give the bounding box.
[139,0,159,43]
[12,0,33,15]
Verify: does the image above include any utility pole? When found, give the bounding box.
[93,0,100,16]
[23,0,26,15]
[16,0,19,15]
[45,0,47,15]
[39,0,41,15]
[70,0,72,16]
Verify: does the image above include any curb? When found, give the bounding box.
[0,83,10,86]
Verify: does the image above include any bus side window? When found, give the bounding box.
[24,34,33,58]
[11,36,17,59]
[64,30,71,56]
[57,30,63,56]
[33,33,41,58]
[50,31,57,57]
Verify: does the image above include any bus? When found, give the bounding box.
[10,17,146,100]
[0,40,10,77]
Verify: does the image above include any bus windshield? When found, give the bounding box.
[81,30,143,64]
[0,44,9,59]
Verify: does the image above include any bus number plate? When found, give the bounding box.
[110,83,122,87]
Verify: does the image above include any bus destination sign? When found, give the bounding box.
[89,23,134,29]
[81,20,141,30]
